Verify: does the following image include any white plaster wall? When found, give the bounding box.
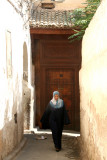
[80,0,107,159]
[0,0,31,159]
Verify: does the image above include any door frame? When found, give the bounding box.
[40,65,80,131]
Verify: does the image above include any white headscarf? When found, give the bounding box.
[50,91,63,108]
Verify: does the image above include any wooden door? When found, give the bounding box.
[46,69,75,129]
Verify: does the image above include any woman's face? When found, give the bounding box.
[54,94,59,101]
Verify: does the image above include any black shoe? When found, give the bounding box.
[55,148,61,152]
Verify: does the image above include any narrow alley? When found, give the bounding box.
[0,0,107,160]
[14,131,81,160]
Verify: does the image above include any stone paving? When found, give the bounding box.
[14,133,81,160]
[62,135,81,159]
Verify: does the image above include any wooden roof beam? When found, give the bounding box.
[30,28,74,35]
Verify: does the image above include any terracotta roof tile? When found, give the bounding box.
[30,7,73,29]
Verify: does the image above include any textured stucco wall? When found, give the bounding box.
[0,0,31,159]
[34,0,86,10]
[54,0,86,10]
[23,80,31,130]
[80,0,107,159]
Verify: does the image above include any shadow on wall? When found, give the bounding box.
[23,42,28,82]
[0,129,3,160]
[23,42,31,130]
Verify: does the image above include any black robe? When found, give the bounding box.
[40,102,70,149]
[40,102,70,129]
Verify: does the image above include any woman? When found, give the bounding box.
[40,91,70,152]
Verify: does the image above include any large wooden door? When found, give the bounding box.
[32,34,81,131]
[46,69,75,129]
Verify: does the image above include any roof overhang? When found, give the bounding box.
[30,28,74,35]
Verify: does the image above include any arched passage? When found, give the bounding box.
[23,42,31,130]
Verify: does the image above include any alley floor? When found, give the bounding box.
[14,132,81,160]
